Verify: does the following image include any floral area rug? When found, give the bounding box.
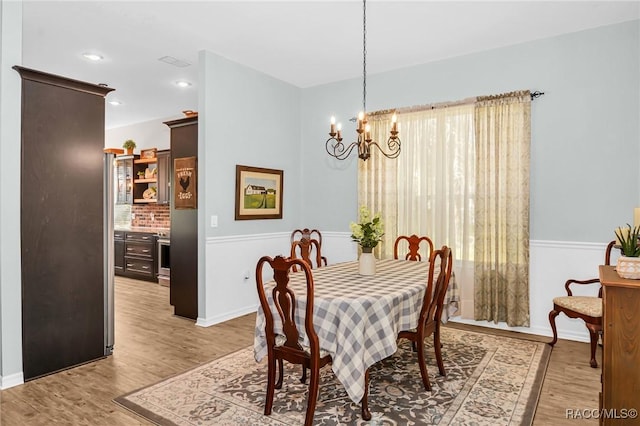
[114,326,550,425]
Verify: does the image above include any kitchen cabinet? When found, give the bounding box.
[114,230,125,273]
[156,149,171,205]
[114,231,157,282]
[164,116,198,320]
[14,66,113,380]
[115,155,135,204]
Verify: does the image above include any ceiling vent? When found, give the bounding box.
[158,56,191,68]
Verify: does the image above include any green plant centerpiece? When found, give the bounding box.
[123,139,136,154]
[614,224,640,279]
[350,205,384,253]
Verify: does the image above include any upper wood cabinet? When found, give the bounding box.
[156,149,171,205]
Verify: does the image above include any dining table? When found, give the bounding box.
[253,258,459,418]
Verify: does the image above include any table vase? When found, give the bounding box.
[359,248,376,276]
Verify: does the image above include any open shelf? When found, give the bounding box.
[133,198,157,203]
[134,158,157,164]
[134,178,157,184]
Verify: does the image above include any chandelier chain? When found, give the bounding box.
[362,0,367,113]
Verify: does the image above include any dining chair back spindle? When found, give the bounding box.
[255,255,332,426]
[397,245,453,391]
[394,234,434,261]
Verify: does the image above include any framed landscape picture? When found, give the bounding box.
[235,165,283,220]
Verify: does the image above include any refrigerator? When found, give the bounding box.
[104,152,116,355]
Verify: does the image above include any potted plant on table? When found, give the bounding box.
[350,205,384,276]
[123,139,136,155]
[614,224,640,279]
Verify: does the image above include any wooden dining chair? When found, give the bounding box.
[290,237,325,272]
[394,234,434,261]
[255,255,332,426]
[397,245,453,391]
[291,228,328,267]
[548,240,616,368]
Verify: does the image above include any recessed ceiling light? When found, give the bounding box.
[82,52,103,61]
[108,100,122,106]
[175,80,192,88]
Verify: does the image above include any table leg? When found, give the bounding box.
[360,368,371,420]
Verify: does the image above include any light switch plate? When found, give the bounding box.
[210,215,218,228]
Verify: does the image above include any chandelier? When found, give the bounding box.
[326,0,401,161]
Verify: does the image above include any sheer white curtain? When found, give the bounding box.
[359,104,476,316]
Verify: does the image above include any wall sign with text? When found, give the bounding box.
[174,156,197,209]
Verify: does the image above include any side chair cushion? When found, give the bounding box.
[553,296,602,318]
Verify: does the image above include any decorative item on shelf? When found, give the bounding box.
[140,148,157,159]
[123,139,136,155]
[144,167,155,179]
[614,223,640,279]
[137,171,145,179]
[350,205,384,275]
[142,186,157,200]
[182,110,198,118]
[325,0,400,162]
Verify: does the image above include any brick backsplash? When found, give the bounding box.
[131,204,170,229]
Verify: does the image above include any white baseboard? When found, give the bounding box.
[196,304,257,328]
[1,372,24,390]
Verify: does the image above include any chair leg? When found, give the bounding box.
[416,337,432,391]
[434,327,446,376]
[548,309,560,347]
[304,365,320,426]
[265,356,277,415]
[587,326,599,368]
[300,366,307,384]
[275,358,284,389]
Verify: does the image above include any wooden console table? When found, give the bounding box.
[598,265,640,425]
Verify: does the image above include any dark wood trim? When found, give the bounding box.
[13,65,114,97]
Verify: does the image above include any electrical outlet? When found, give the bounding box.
[150,213,155,221]
[131,213,135,219]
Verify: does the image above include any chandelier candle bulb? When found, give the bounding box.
[330,116,336,135]
[336,123,342,139]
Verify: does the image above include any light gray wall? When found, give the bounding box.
[301,20,640,243]
[197,51,302,322]
[200,51,302,239]
[0,0,24,387]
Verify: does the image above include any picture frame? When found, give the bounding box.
[235,165,283,220]
[174,156,197,209]
[140,148,157,159]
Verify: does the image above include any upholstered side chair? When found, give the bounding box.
[548,240,616,368]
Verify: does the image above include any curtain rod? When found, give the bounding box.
[362,89,545,119]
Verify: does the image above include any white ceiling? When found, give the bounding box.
[21,1,640,129]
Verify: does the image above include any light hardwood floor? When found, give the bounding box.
[0,277,600,425]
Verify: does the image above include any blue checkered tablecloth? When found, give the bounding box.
[254,258,458,403]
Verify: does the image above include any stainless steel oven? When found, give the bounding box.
[157,235,170,286]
